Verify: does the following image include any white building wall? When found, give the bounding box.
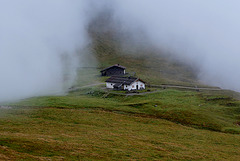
[107,80,145,90]
[124,84,131,90]
[138,81,145,89]
[124,80,145,91]
[106,82,114,89]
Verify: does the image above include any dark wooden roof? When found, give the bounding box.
[113,83,123,88]
[100,64,126,72]
[106,76,145,85]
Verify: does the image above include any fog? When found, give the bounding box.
[112,0,240,91]
[1,1,240,102]
[0,1,90,102]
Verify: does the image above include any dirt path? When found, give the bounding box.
[68,82,225,96]
[106,85,224,96]
[107,90,161,96]
[150,84,223,91]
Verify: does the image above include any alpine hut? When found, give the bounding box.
[105,76,146,91]
[100,64,126,76]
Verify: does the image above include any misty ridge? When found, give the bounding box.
[1,0,240,102]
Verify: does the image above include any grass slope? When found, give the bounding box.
[11,88,240,133]
[1,12,240,160]
[1,104,240,160]
[88,11,201,87]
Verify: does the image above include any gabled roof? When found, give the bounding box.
[113,83,123,88]
[100,64,126,72]
[106,76,145,85]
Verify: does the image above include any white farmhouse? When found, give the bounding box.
[105,76,146,91]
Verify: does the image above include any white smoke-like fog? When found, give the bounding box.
[1,1,240,102]
[112,0,240,91]
[0,1,90,102]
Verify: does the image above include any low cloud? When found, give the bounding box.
[0,1,90,102]
[1,1,240,102]
[112,0,240,91]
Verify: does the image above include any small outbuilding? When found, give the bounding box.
[100,64,126,76]
[105,76,146,91]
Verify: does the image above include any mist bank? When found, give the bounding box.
[1,1,240,102]
[111,0,240,91]
[0,1,91,102]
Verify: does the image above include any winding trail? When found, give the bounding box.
[150,84,222,91]
[69,82,225,96]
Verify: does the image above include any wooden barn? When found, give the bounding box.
[100,64,126,76]
[105,76,146,91]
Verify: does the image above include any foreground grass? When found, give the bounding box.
[12,88,240,133]
[1,88,240,160]
[1,107,240,160]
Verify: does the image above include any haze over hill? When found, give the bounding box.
[110,1,240,91]
[0,1,91,102]
[1,1,240,102]
[2,2,240,160]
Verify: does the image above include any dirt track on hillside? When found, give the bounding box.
[69,83,226,96]
[150,84,222,91]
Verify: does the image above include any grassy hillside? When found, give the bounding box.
[87,10,200,87]
[10,87,240,133]
[1,11,240,160]
[1,88,240,160]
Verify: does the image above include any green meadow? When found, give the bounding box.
[1,16,240,160]
[1,87,240,160]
